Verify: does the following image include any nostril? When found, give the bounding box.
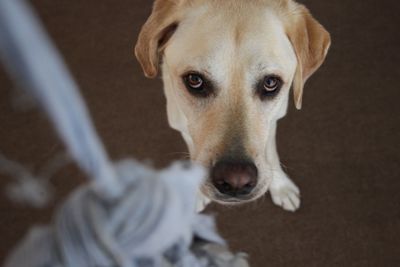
[239,182,256,195]
[220,181,232,192]
[243,182,254,189]
[210,159,258,197]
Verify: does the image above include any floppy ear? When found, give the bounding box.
[285,5,331,109]
[134,0,181,78]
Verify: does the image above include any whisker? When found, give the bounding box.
[280,162,296,172]
[164,151,191,160]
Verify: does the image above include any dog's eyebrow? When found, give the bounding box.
[181,63,213,76]
[256,63,286,81]
[257,63,283,73]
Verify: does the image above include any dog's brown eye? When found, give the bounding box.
[186,74,203,89]
[183,72,213,97]
[263,76,280,91]
[257,75,282,99]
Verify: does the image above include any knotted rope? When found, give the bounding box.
[0,0,249,266]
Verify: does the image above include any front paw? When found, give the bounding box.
[269,173,300,212]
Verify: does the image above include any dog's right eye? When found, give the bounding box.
[182,73,212,97]
[186,73,203,88]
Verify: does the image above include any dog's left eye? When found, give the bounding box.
[257,75,282,99]
[182,72,212,97]
[264,76,280,91]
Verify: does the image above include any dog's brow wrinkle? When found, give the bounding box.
[257,63,284,75]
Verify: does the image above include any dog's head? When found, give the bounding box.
[135,0,330,204]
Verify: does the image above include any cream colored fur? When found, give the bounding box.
[135,0,330,211]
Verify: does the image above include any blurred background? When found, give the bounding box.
[1,0,399,266]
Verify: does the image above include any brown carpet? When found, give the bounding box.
[1,0,399,266]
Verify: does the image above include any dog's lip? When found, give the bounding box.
[201,180,265,204]
[209,192,257,204]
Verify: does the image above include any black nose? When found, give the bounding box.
[211,160,258,197]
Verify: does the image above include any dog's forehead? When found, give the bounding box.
[164,2,296,83]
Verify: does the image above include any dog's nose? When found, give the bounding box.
[211,160,258,196]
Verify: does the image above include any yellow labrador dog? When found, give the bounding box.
[135,0,330,211]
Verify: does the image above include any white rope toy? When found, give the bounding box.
[0,0,249,266]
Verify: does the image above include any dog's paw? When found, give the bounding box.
[269,173,300,212]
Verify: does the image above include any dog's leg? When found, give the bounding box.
[267,122,301,212]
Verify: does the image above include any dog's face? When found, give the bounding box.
[135,0,330,204]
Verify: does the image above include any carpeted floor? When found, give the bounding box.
[1,0,399,266]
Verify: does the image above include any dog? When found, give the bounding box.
[135,0,330,211]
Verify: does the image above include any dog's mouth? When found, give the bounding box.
[200,181,263,205]
[211,193,257,204]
